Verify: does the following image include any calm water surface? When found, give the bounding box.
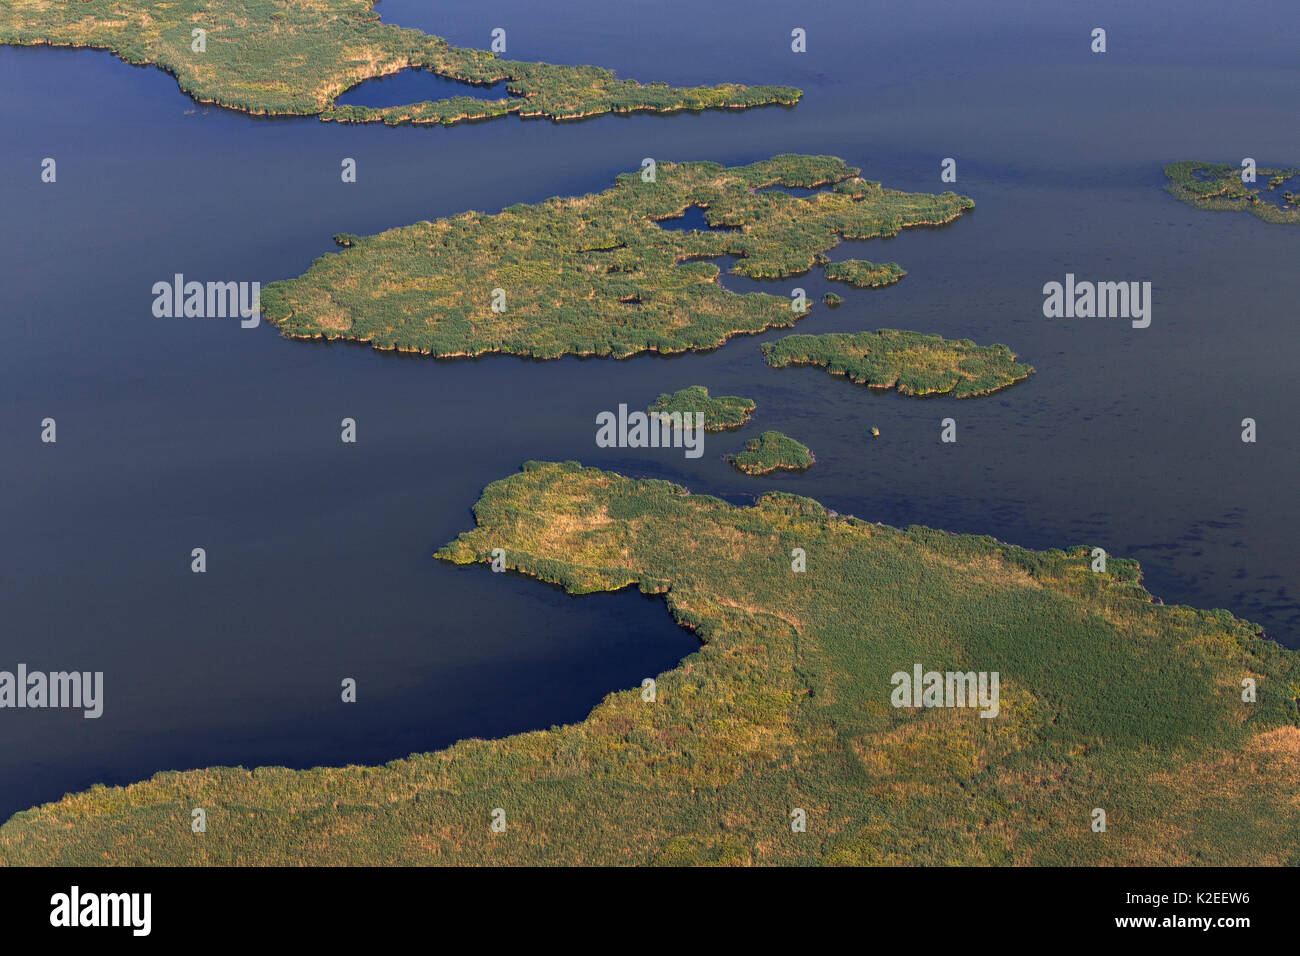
[1,0,1297,820]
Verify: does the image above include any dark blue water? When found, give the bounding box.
[2,0,1299,822]
[654,204,739,232]
[334,68,510,107]
[1254,174,1300,209]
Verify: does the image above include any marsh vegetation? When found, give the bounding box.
[762,330,1033,398]
[260,155,976,359]
[4,462,1297,865]
[0,0,800,123]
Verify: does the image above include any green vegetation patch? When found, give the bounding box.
[728,430,813,475]
[0,0,800,122]
[4,460,1298,866]
[824,259,906,288]
[1164,161,1300,224]
[649,386,756,432]
[762,330,1033,398]
[259,155,976,359]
